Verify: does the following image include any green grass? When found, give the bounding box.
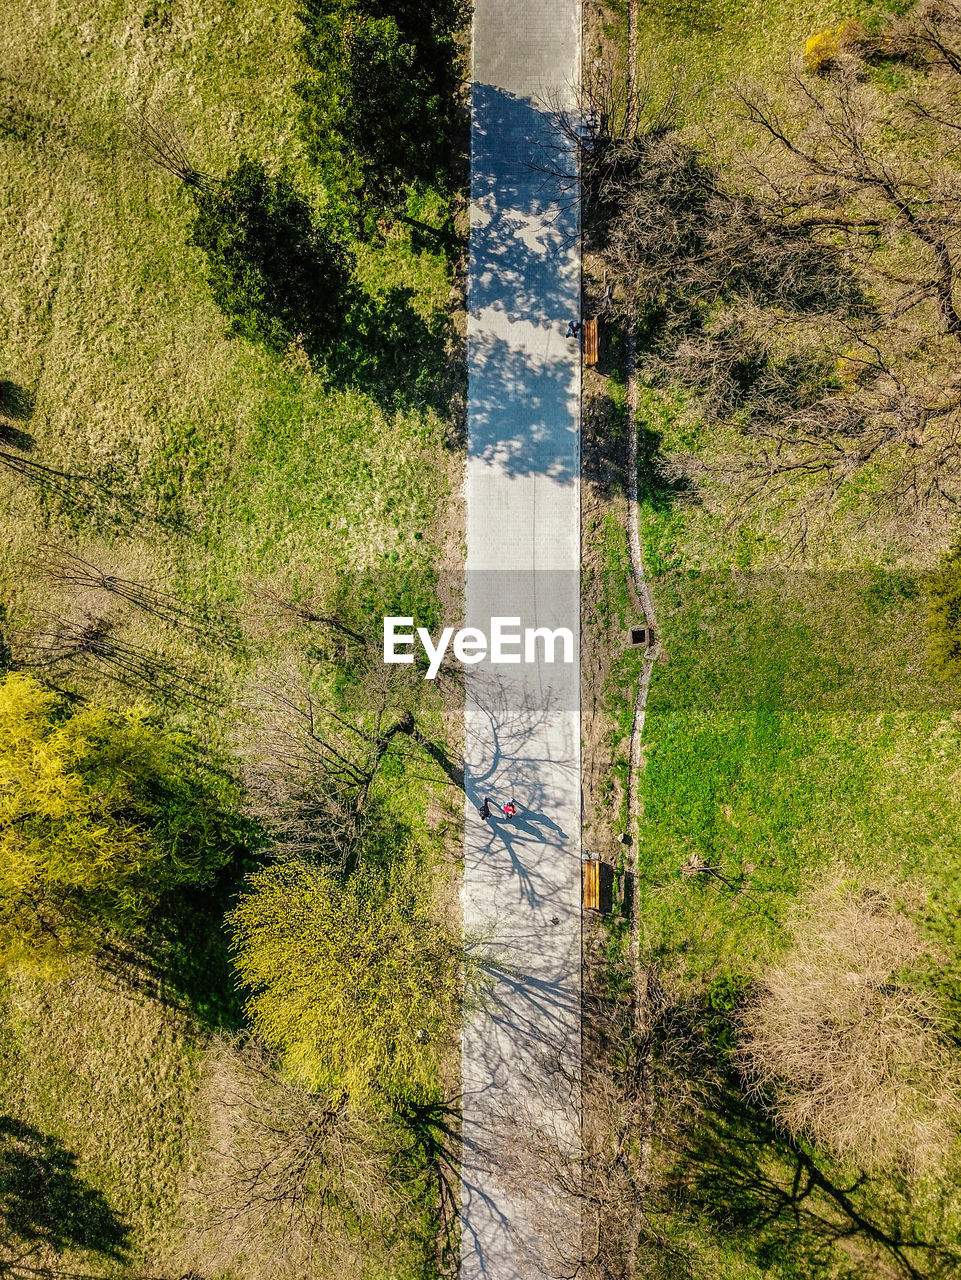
[626,0,909,106]
[605,0,961,986]
[620,398,961,1280]
[585,1,961,1273]
[0,1,462,1274]
[637,566,961,984]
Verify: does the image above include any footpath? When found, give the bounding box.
[461,2,582,1275]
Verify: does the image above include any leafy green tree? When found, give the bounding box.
[189,156,353,352]
[0,672,237,965]
[296,0,461,216]
[229,859,466,1100]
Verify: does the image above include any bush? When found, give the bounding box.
[928,540,961,679]
[804,27,840,74]
[189,157,354,353]
[804,20,865,74]
[0,672,240,965]
[739,875,961,1174]
[229,859,468,1100]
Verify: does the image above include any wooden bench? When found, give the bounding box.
[583,859,600,911]
[583,317,598,367]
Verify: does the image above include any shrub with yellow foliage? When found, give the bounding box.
[804,19,866,74]
[229,859,474,1101]
[0,672,240,966]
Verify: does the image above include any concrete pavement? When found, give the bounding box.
[461,3,582,1276]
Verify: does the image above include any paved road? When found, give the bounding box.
[461,3,582,1276]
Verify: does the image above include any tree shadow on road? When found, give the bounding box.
[467,85,580,484]
[464,665,578,909]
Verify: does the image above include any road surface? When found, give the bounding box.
[461,2,582,1276]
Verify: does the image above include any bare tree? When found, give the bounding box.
[564,4,961,545]
[35,544,236,647]
[241,659,421,869]
[11,610,216,705]
[188,1037,406,1279]
[238,588,464,870]
[715,5,961,534]
[131,110,217,191]
[478,977,675,1280]
[739,875,961,1176]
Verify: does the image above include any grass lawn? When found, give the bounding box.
[637,566,961,985]
[0,964,202,1276]
[606,0,903,108]
[584,1,961,1274]
[617,0,961,1006]
[630,574,961,1274]
[0,1,463,1273]
[0,0,457,628]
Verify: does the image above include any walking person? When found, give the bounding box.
[501,798,516,819]
[478,796,492,822]
[565,319,581,339]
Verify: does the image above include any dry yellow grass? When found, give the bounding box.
[0,961,202,1274]
[179,1037,405,1280]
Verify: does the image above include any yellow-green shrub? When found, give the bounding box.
[0,672,239,966]
[804,19,865,74]
[229,859,468,1101]
[927,541,961,680]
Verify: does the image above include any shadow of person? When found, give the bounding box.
[503,803,567,841]
[463,662,578,911]
[0,1115,130,1262]
[467,811,546,908]
[474,806,571,911]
